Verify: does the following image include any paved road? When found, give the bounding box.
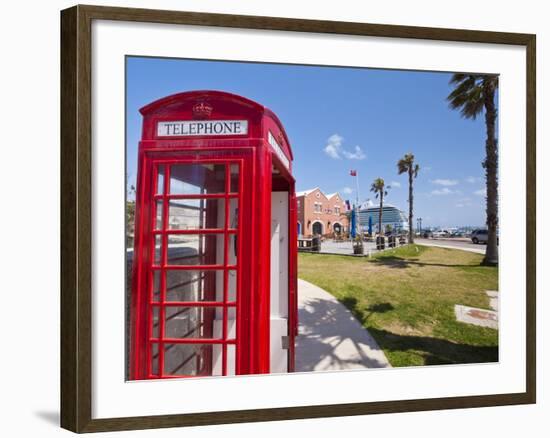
[296,279,391,372]
[310,237,487,256]
[415,238,487,254]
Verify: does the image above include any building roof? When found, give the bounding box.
[296,187,320,197]
[296,188,343,200]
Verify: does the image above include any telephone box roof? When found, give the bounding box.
[139,89,293,160]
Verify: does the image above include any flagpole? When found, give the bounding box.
[349,170,362,244]
[355,171,360,208]
[354,171,361,240]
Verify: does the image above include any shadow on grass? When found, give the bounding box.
[338,297,394,324]
[368,327,498,365]
[367,302,395,313]
[337,295,498,366]
[370,256,482,269]
[297,292,497,370]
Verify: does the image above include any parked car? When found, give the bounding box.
[470,229,488,244]
[432,230,450,238]
[421,230,433,238]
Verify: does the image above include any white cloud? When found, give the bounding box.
[474,188,486,196]
[430,179,459,186]
[324,134,343,159]
[390,181,401,188]
[465,176,481,184]
[431,187,457,196]
[342,145,366,160]
[342,187,353,194]
[456,198,473,208]
[323,134,366,160]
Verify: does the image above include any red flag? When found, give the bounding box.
[350,170,357,176]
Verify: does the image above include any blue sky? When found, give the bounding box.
[127,56,494,228]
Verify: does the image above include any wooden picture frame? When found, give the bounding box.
[60,4,536,433]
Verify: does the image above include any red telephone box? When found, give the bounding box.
[130,90,298,380]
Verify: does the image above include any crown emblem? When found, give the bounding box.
[192,101,213,119]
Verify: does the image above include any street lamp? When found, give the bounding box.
[418,217,423,233]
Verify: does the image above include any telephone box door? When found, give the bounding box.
[131,151,252,379]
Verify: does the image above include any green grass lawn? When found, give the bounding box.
[298,245,499,367]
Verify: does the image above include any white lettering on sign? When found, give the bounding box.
[157,120,248,137]
[268,131,290,169]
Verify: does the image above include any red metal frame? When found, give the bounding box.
[130,90,297,380]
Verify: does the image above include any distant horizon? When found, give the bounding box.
[295,189,486,229]
[126,56,497,228]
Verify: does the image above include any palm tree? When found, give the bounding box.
[370,178,389,236]
[447,74,499,266]
[397,153,420,244]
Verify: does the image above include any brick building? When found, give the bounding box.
[296,188,349,237]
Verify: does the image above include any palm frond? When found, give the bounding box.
[397,153,415,175]
[484,75,499,89]
[448,74,498,120]
[449,73,469,85]
[370,177,386,195]
[447,76,477,102]
[461,87,484,119]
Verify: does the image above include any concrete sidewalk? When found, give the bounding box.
[296,279,391,372]
[415,238,486,254]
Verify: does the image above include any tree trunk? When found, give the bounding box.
[379,193,384,237]
[483,79,499,266]
[408,168,414,244]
